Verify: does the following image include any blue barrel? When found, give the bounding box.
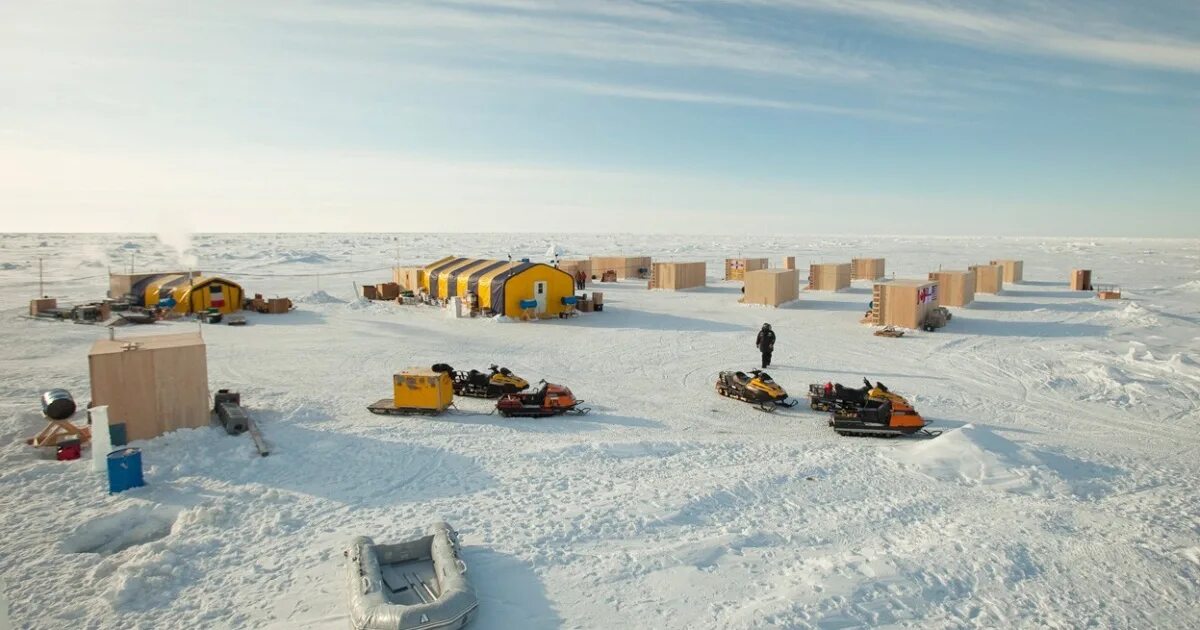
[519,299,538,310]
[109,423,128,447]
[107,448,145,494]
[41,389,76,420]
[561,296,578,306]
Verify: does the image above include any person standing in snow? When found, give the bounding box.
[756,323,776,369]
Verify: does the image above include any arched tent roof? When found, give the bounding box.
[420,257,574,316]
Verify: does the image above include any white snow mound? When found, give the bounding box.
[294,290,346,304]
[887,424,1057,495]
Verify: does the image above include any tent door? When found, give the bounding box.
[534,281,547,313]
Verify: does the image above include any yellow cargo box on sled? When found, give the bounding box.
[368,368,454,416]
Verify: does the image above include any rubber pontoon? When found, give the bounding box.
[345,522,478,630]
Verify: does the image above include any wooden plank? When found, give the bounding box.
[246,417,269,456]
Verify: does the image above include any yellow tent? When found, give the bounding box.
[422,257,575,318]
[145,276,244,314]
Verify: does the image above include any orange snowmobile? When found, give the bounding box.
[496,381,589,418]
[809,379,939,437]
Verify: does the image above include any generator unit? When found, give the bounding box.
[369,368,455,416]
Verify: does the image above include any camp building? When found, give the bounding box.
[413,256,576,318]
[109,271,243,315]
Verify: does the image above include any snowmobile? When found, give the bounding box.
[810,379,938,437]
[922,306,952,332]
[874,325,904,338]
[433,363,529,398]
[807,378,874,412]
[715,369,798,412]
[496,381,589,418]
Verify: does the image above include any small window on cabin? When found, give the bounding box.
[210,285,221,294]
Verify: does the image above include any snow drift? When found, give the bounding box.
[886,424,1057,495]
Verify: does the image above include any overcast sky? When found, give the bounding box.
[2,0,1198,236]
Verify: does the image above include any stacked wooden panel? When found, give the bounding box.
[742,269,800,307]
[808,263,851,291]
[928,270,976,307]
[870,280,940,329]
[392,267,424,292]
[971,264,1004,294]
[649,262,707,290]
[557,259,592,282]
[590,256,652,280]
[724,258,769,281]
[851,258,886,280]
[990,259,1023,284]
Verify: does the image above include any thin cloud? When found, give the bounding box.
[743,0,1200,73]
[543,78,929,122]
[271,1,891,83]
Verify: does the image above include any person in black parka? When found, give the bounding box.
[756,323,776,369]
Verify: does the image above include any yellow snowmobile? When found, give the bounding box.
[432,364,530,398]
[716,369,798,412]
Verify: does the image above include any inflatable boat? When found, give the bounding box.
[345,522,477,630]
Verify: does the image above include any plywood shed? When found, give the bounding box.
[971,264,1004,294]
[928,270,976,307]
[742,269,800,307]
[990,259,1024,284]
[1070,269,1093,291]
[725,258,769,281]
[419,256,576,318]
[393,267,425,292]
[557,259,592,283]
[783,257,796,270]
[590,256,652,280]
[869,280,940,329]
[851,258,886,281]
[808,263,851,291]
[649,262,706,290]
[88,332,210,442]
[109,271,201,301]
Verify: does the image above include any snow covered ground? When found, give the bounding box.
[1,233,1198,629]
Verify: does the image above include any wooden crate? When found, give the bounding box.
[650,262,707,290]
[990,259,1023,284]
[742,269,800,307]
[971,264,1004,294]
[871,280,939,329]
[590,256,652,280]
[928,270,975,307]
[29,297,57,316]
[1070,269,1093,291]
[851,258,885,281]
[376,282,401,300]
[88,332,210,442]
[725,258,768,281]
[809,263,851,291]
